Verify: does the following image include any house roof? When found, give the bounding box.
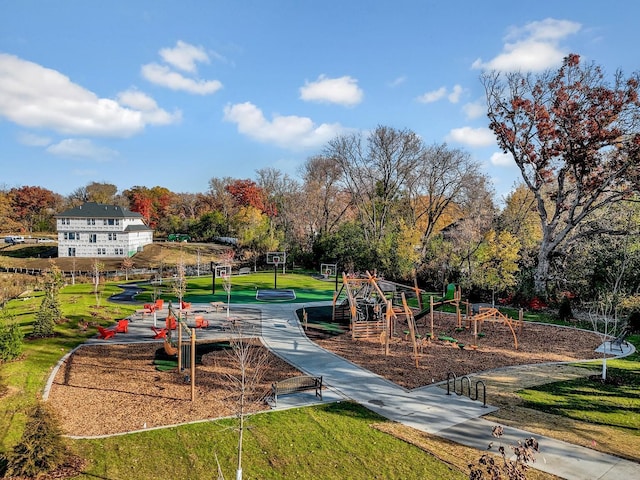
[56,202,144,219]
[125,224,153,232]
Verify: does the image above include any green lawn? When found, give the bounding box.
[518,335,640,443]
[134,271,338,305]
[74,402,466,480]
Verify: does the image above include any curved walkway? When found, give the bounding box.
[257,302,640,480]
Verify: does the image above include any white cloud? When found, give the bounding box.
[299,75,363,106]
[0,53,178,137]
[490,151,515,167]
[223,101,345,149]
[416,87,446,104]
[448,84,464,103]
[472,18,581,72]
[446,126,495,147]
[159,40,210,73]
[46,138,117,160]
[463,100,486,120]
[141,63,222,95]
[417,85,464,104]
[117,89,182,125]
[17,132,51,147]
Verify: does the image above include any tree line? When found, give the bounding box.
[1,54,639,308]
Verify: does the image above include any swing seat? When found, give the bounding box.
[151,326,168,339]
[163,339,178,356]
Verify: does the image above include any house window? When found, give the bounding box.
[108,233,117,241]
[61,218,69,225]
[115,219,120,225]
[65,232,80,240]
[87,218,95,225]
[108,219,115,226]
[89,234,97,243]
[68,247,76,257]
[115,248,124,255]
[97,248,106,255]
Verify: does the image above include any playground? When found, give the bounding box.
[46,301,604,437]
[311,312,604,389]
[42,270,607,438]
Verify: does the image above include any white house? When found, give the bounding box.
[55,202,153,258]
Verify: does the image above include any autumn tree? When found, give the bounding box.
[256,167,300,249]
[225,179,271,214]
[123,185,175,231]
[471,230,521,305]
[121,257,134,282]
[9,185,59,232]
[208,176,237,226]
[0,190,23,233]
[483,54,640,296]
[498,184,543,269]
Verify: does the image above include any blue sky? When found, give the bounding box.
[1,1,637,201]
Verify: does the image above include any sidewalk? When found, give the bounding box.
[257,303,640,480]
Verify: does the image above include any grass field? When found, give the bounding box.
[74,402,469,480]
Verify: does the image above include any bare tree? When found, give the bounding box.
[483,54,640,296]
[217,332,271,480]
[91,259,104,306]
[405,143,486,254]
[121,257,134,282]
[324,126,424,243]
[300,155,353,238]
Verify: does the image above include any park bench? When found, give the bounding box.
[271,375,323,406]
[611,328,629,352]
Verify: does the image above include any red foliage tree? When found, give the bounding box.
[9,185,57,232]
[483,54,640,296]
[225,179,269,213]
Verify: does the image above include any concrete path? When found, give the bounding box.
[256,302,640,480]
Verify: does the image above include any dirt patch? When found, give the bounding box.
[47,341,300,437]
[310,315,603,389]
[47,314,605,437]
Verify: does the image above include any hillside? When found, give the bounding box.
[0,241,232,272]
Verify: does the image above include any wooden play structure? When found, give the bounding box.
[422,286,523,350]
[333,271,426,340]
[334,275,524,369]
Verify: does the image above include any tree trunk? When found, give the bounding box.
[534,246,552,297]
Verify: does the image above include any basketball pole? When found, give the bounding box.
[211,261,215,294]
[273,261,278,289]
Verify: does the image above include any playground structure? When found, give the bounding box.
[333,273,524,367]
[333,271,425,340]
